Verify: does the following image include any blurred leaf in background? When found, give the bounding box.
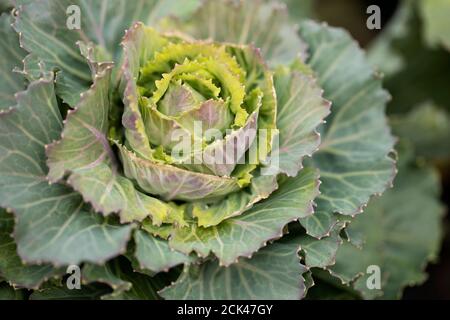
[0,1,13,13]
[282,0,450,299]
[330,154,444,299]
[420,0,450,50]
[0,282,27,300]
[368,0,450,117]
[391,104,450,160]
[306,141,445,300]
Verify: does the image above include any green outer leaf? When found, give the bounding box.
[0,75,133,265]
[268,69,330,177]
[0,209,61,289]
[13,0,201,105]
[160,240,307,300]
[142,220,173,240]
[303,270,314,294]
[65,164,176,224]
[30,283,111,300]
[300,21,396,217]
[175,0,307,66]
[168,167,320,266]
[0,13,26,111]
[298,225,343,269]
[82,263,132,296]
[76,0,201,60]
[306,269,360,300]
[299,210,338,239]
[82,258,164,300]
[13,0,91,105]
[134,230,193,273]
[330,164,444,299]
[101,273,161,300]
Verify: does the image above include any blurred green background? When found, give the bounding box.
[282,0,450,299]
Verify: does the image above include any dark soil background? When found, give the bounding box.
[313,0,450,300]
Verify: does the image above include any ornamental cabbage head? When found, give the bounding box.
[0,0,405,300]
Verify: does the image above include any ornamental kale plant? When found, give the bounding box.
[0,0,441,300]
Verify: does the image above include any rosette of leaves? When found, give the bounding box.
[0,0,398,300]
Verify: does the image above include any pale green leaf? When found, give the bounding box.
[160,240,307,300]
[269,68,330,177]
[14,0,201,105]
[14,0,92,105]
[172,0,307,66]
[77,0,200,60]
[158,82,206,117]
[192,173,278,227]
[117,144,241,201]
[82,259,163,300]
[0,209,61,289]
[168,168,320,266]
[174,99,234,137]
[299,210,338,239]
[134,230,193,273]
[120,23,169,159]
[0,76,133,265]
[82,263,132,296]
[298,226,343,269]
[179,110,259,177]
[82,257,172,300]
